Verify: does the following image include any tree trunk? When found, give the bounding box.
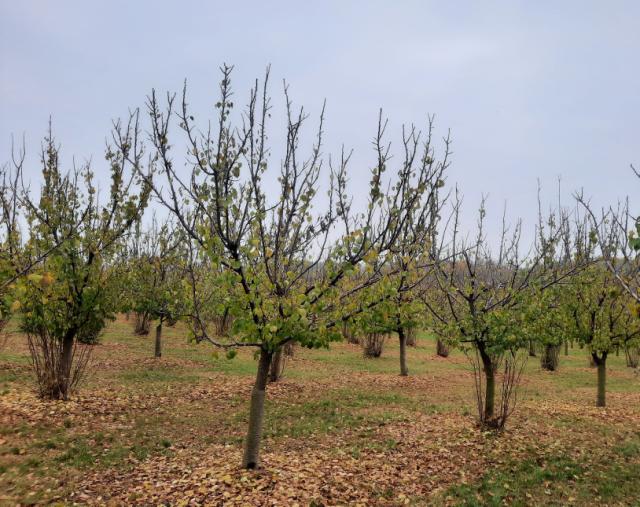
[363,333,385,357]
[593,352,607,407]
[564,340,569,356]
[242,348,272,469]
[399,328,408,376]
[269,346,284,383]
[484,366,495,420]
[478,345,495,421]
[134,311,150,335]
[284,342,295,357]
[57,332,75,401]
[625,347,639,368]
[405,327,417,347]
[154,320,163,358]
[436,338,450,357]
[342,322,359,344]
[541,344,560,371]
[528,340,536,357]
[215,306,231,336]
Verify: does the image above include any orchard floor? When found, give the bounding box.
[1,317,639,506]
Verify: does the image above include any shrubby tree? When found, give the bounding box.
[184,237,240,340]
[577,178,640,302]
[379,121,446,375]
[561,264,640,407]
[374,132,446,374]
[0,157,22,333]
[118,228,153,336]
[121,218,189,357]
[13,121,150,400]
[424,195,572,429]
[142,66,448,468]
[355,296,394,359]
[526,287,564,371]
[1,143,80,342]
[575,189,640,381]
[525,200,580,372]
[337,118,447,373]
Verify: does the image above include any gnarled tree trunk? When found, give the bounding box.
[242,348,272,469]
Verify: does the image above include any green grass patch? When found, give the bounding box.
[260,389,412,440]
[441,451,640,506]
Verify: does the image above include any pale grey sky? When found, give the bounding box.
[1,1,639,243]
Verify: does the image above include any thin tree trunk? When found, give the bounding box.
[242,348,272,469]
[594,352,607,407]
[58,332,75,401]
[528,340,536,357]
[269,346,284,383]
[399,327,408,376]
[154,319,163,358]
[564,340,569,356]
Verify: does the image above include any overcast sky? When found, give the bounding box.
[1,1,638,245]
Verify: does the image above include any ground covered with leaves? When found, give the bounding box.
[1,317,639,506]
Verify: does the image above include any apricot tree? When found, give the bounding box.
[142,65,449,468]
[14,120,150,399]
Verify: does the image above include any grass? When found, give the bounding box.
[1,316,639,505]
[441,450,640,506]
[262,389,412,439]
